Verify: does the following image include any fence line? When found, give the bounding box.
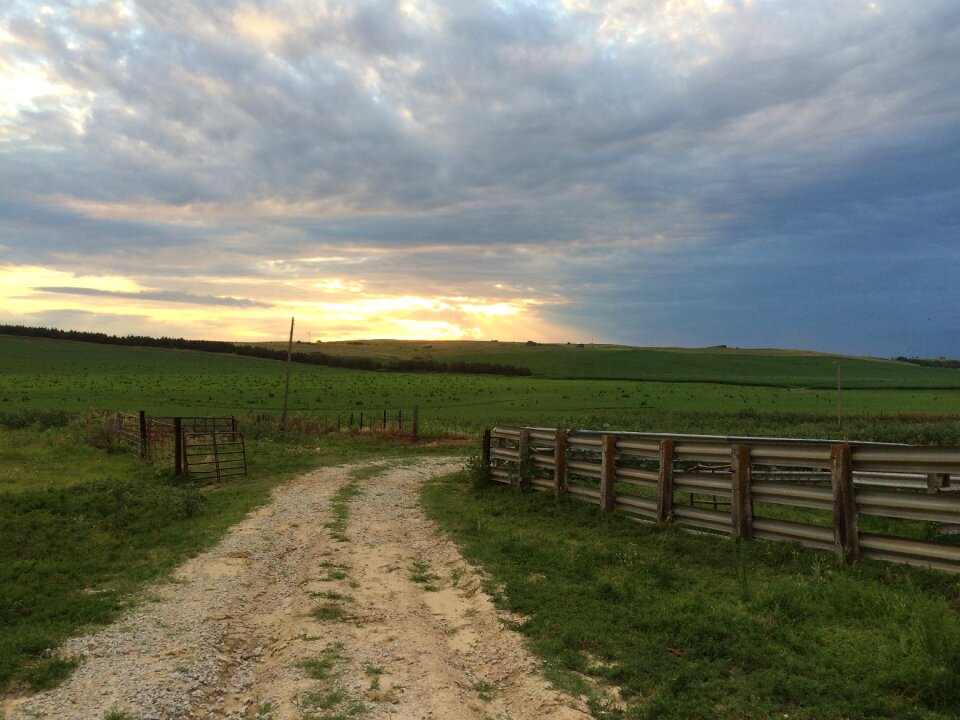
[484,426,960,573]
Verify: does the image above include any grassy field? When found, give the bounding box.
[3,335,960,444]
[255,339,960,388]
[4,331,960,714]
[423,469,960,720]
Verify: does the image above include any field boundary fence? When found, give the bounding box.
[484,425,960,573]
[114,411,246,482]
[254,405,421,439]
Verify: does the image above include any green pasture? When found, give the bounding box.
[257,338,960,388]
[3,336,960,444]
[424,470,960,720]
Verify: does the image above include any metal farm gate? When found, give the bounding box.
[114,411,247,482]
[182,430,248,482]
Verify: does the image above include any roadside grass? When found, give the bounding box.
[0,424,461,696]
[422,470,960,720]
[295,642,365,720]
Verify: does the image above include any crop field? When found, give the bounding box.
[256,338,960,388]
[3,335,960,443]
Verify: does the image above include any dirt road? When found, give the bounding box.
[6,458,591,720]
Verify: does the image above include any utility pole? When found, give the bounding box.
[281,317,294,432]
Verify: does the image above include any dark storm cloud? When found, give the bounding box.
[1,1,959,353]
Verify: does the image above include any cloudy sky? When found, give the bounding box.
[1,1,958,356]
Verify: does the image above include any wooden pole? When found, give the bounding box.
[139,410,147,459]
[600,434,617,512]
[731,444,753,540]
[174,417,183,477]
[383,409,387,431]
[482,429,491,480]
[554,430,568,499]
[830,443,859,563]
[281,316,294,432]
[517,428,531,489]
[656,438,675,524]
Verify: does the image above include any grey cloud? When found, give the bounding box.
[2,1,959,354]
[35,286,272,308]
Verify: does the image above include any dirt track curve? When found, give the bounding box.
[5,458,591,720]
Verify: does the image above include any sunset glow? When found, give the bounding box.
[1,1,957,354]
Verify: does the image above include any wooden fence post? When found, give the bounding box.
[383,410,387,431]
[600,434,617,512]
[731,444,753,540]
[174,417,183,477]
[139,410,147,459]
[830,443,859,563]
[927,473,950,493]
[517,428,531,489]
[656,438,675,524]
[554,430,568,499]
[412,405,419,440]
[482,429,491,477]
[398,409,403,431]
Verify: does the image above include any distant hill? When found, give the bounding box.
[249,339,960,390]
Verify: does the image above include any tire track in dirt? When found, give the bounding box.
[6,458,590,720]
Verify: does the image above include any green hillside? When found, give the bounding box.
[3,335,960,443]
[254,339,960,389]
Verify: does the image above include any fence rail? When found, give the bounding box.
[484,426,960,573]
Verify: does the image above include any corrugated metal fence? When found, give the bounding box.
[484,426,960,573]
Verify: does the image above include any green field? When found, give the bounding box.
[257,338,960,388]
[4,332,960,714]
[3,335,960,444]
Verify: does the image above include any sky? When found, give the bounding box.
[1,1,958,357]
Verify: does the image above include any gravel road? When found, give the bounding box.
[4,458,591,720]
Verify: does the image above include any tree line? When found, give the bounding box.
[0,325,532,376]
[895,356,960,369]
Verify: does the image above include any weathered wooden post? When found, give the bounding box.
[656,438,675,524]
[138,410,147,459]
[482,429,491,480]
[830,443,859,563]
[554,430,568,499]
[174,417,183,477]
[398,409,403,431]
[360,412,364,431]
[383,410,387,431]
[731,444,753,540]
[927,473,951,493]
[600,434,617,512]
[412,405,420,441]
[517,428,531,489]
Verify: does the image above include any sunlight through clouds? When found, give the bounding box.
[0,1,958,353]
